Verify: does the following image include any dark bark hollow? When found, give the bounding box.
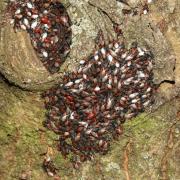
[0,1,72,91]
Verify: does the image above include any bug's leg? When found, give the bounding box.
[95,29,105,49]
[113,23,123,38]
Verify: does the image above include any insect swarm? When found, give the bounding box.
[7,0,72,73]
[43,31,155,168]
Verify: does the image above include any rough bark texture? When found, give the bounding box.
[0,0,180,179]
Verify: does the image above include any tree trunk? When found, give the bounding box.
[0,0,180,179]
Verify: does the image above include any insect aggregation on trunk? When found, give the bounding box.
[43,31,155,169]
[6,0,156,173]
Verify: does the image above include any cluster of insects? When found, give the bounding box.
[43,31,155,168]
[7,0,72,73]
[6,0,156,173]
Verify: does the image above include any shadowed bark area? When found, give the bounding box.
[0,0,180,179]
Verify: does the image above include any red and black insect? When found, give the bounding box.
[43,156,58,177]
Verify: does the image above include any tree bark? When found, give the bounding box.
[0,0,180,179]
